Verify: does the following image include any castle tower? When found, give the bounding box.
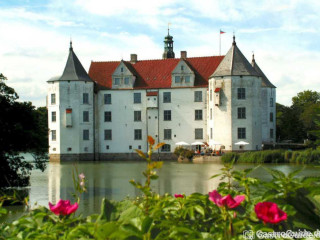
[47,41,96,161]
[251,54,276,144]
[208,36,262,151]
[162,28,175,59]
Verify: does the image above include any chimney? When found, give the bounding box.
[180,51,187,59]
[130,54,137,64]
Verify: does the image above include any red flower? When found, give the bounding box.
[255,202,287,224]
[174,194,184,198]
[49,199,79,215]
[209,190,245,208]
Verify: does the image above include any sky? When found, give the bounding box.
[1,0,320,107]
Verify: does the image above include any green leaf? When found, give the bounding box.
[95,222,118,239]
[98,198,117,222]
[288,167,305,178]
[121,223,142,237]
[263,167,285,179]
[209,173,222,179]
[194,205,205,216]
[141,216,153,234]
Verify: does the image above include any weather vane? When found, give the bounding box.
[168,22,171,35]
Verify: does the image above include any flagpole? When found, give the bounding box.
[219,30,221,56]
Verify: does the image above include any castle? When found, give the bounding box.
[47,32,276,161]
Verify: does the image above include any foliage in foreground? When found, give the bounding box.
[222,149,320,164]
[1,137,320,239]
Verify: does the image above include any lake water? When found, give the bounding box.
[3,161,320,221]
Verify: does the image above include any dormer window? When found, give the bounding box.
[114,78,120,85]
[175,76,181,83]
[171,60,195,87]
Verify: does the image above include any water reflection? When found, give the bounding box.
[26,161,320,217]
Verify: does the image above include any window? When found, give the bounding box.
[163,92,171,103]
[270,129,274,138]
[134,129,142,140]
[210,108,212,120]
[121,67,124,72]
[104,129,112,140]
[210,128,213,139]
[124,77,129,85]
[238,107,246,119]
[164,129,172,140]
[238,128,246,139]
[134,111,141,121]
[270,112,274,122]
[138,145,141,149]
[129,145,132,150]
[51,111,56,122]
[134,93,141,103]
[83,93,89,104]
[104,94,111,104]
[114,78,120,85]
[210,89,212,101]
[161,144,171,152]
[106,145,109,150]
[51,130,56,141]
[164,110,171,121]
[237,88,246,99]
[51,94,56,105]
[104,111,111,122]
[181,65,184,71]
[195,128,203,139]
[194,91,202,102]
[185,76,190,83]
[270,98,274,107]
[83,111,89,122]
[175,76,181,83]
[83,130,89,140]
[195,110,203,120]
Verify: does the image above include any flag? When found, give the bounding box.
[220,30,225,34]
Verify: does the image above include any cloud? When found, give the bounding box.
[0,7,80,27]
[0,0,319,108]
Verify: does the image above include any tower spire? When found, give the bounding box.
[162,25,175,59]
[69,39,73,51]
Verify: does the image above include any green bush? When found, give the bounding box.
[173,147,194,160]
[222,149,320,164]
[221,152,238,163]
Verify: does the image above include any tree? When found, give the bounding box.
[276,103,305,142]
[0,74,48,187]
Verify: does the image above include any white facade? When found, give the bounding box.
[96,88,207,154]
[48,39,276,161]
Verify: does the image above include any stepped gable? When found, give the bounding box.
[211,37,259,78]
[89,56,224,89]
[251,54,276,88]
[52,41,93,82]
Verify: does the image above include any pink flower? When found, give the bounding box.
[208,190,245,208]
[80,181,85,187]
[79,173,85,180]
[174,194,184,198]
[49,199,79,215]
[255,202,287,224]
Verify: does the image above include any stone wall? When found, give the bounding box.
[49,153,177,162]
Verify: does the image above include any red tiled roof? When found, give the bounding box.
[146,91,158,96]
[88,56,224,89]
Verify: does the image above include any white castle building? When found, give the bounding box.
[47,33,276,161]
